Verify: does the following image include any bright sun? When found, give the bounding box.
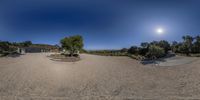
[156,28,164,34]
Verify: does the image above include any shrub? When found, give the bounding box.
[178,44,189,55]
[128,46,138,55]
[146,45,165,59]
[121,48,128,53]
[138,47,148,56]
[158,40,170,53]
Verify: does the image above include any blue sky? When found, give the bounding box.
[0,0,200,50]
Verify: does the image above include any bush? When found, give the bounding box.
[158,40,170,53]
[128,54,144,60]
[87,50,127,56]
[138,48,148,56]
[80,49,87,53]
[128,46,138,55]
[146,45,165,59]
[121,48,128,53]
[178,44,189,55]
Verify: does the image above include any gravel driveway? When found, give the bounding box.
[0,53,200,100]
[157,56,198,67]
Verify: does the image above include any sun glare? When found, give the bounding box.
[156,28,164,34]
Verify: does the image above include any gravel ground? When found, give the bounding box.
[157,56,198,67]
[0,53,200,100]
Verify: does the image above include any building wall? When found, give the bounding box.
[24,47,50,53]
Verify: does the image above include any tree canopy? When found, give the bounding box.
[60,35,83,56]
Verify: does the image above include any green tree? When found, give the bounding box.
[128,46,138,55]
[178,43,189,54]
[182,35,193,55]
[140,42,149,56]
[158,40,170,53]
[0,41,17,55]
[171,41,179,53]
[141,42,149,48]
[150,41,159,46]
[121,48,128,53]
[60,35,84,56]
[0,41,11,52]
[146,45,165,59]
[19,41,32,47]
[23,41,32,47]
[193,35,200,53]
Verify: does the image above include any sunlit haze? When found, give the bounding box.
[156,28,164,34]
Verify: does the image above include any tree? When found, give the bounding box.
[178,43,189,54]
[128,46,138,55]
[0,41,17,55]
[23,41,32,47]
[146,45,165,59]
[158,40,170,53]
[19,41,32,47]
[150,41,159,46]
[60,35,84,56]
[193,35,200,53]
[121,48,128,53]
[0,41,11,52]
[140,42,149,56]
[182,35,193,55]
[141,42,149,48]
[171,41,179,53]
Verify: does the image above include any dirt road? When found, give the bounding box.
[0,53,200,100]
